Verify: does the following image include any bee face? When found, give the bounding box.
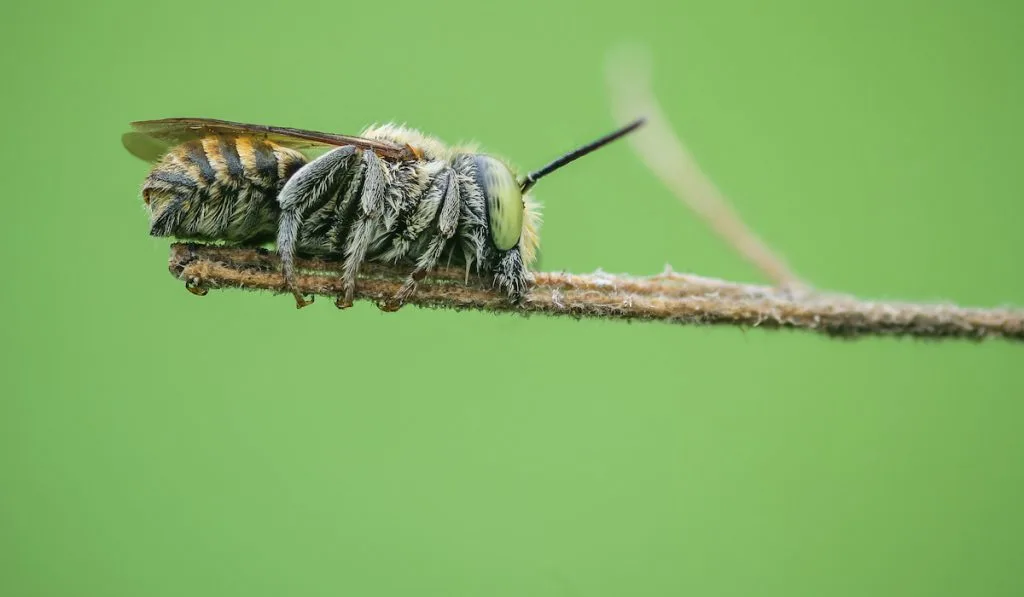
[473,155,524,251]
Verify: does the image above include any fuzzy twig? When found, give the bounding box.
[168,243,1024,341]
[159,50,1021,342]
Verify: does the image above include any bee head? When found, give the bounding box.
[475,118,646,255]
[474,155,525,252]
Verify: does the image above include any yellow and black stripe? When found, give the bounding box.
[142,135,309,242]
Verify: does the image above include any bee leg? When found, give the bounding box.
[382,170,461,312]
[277,145,357,309]
[381,236,446,312]
[493,246,531,303]
[375,168,450,264]
[337,151,389,309]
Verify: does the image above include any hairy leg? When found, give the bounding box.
[277,145,356,308]
[377,168,449,264]
[493,246,531,302]
[337,150,390,308]
[382,168,462,311]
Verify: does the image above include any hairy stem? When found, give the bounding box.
[168,243,1024,342]
[607,46,808,292]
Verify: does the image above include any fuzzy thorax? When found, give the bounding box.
[360,122,542,269]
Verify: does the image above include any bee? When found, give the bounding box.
[123,117,644,309]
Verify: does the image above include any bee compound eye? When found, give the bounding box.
[474,155,524,251]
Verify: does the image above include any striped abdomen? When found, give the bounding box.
[143,136,307,242]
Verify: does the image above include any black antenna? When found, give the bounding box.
[518,117,646,193]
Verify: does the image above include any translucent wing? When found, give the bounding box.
[122,117,413,163]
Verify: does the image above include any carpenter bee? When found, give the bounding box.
[123,116,644,309]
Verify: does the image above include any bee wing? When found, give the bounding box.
[122,117,413,163]
[122,131,174,163]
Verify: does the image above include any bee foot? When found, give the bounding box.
[382,270,424,312]
[291,291,314,309]
[377,298,404,313]
[334,296,354,310]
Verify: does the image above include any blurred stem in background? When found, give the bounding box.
[606,45,808,293]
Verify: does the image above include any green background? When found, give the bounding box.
[3,1,1023,595]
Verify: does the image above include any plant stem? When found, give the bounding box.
[169,243,1024,342]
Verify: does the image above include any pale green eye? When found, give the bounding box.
[474,155,524,251]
